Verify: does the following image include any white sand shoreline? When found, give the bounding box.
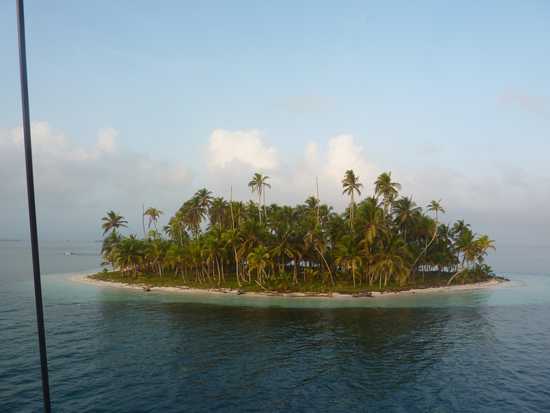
[69,273,508,300]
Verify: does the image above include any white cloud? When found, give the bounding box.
[97,128,118,154]
[326,134,376,184]
[234,133,378,211]
[207,129,279,170]
[304,142,318,165]
[0,122,192,239]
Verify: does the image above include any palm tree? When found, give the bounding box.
[374,172,401,216]
[248,173,271,223]
[247,245,270,285]
[194,188,213,220]
[408,215,437,278]
[408,201,444,278]
[304,196,320,224]
[392,197,420,241]
[179,190,211,238]
[101,230,121,266]
[370,236,410,288]
[447,233,495,285]
[101,211,128,235]
[271,234,300,283]
[358,201,385,280]
[427,200,445,223]
[164,213,189,246]
[342,170,363,229]
[144,207,163,232]
[204,228,226,284]
[475,235,496,263]
[223,228,243,286]
[209,197,228,230]
[304,227,335,286]
[451,220,470,240]
[112,236,144,276]
[164,244,185,278]
[335,235,362,287]
[145,238,167,276]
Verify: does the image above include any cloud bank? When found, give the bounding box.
[202,128,550,261]
[3,122,550,274]
[0,122,191,239]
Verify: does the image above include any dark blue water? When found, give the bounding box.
[1,241,550,412]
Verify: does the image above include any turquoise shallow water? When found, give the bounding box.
[1,241,550,412]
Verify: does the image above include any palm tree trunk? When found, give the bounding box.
[234,248,241,286]
[447,267,467,285]
[409,223,439,279]
[217,259,222,285]
[350,192,355,229]
[258,191,262,223]
[316,247,334,286]
[142,204,146,237]
[263,189,267,222]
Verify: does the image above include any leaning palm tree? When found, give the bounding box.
[304,227,335,286]
[474,235,496,263]
[144,207,163,231]
[248,173,271,223]
[409,200,445,278]
[447,234,495,285]
[341,170,363,229]
[374,172,401,216]
[101,211,128,235]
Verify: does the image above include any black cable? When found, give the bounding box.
[15,0,52,411]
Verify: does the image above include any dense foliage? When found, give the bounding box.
[100,171,495,291]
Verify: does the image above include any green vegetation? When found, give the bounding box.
[99,171,496,294]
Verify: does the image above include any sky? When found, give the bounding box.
[1,1,550,273]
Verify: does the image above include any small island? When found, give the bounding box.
[94,170,500,297]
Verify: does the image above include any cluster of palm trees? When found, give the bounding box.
[100,170,495,290]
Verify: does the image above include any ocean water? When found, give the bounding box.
[1,241,550,412]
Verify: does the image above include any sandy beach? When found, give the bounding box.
[70,273,508,299]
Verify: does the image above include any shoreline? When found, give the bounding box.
[70,273,508,300]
